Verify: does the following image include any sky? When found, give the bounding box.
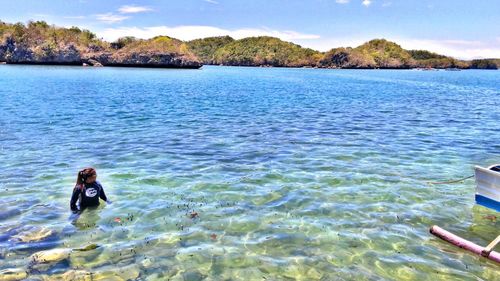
[1,0,499,59]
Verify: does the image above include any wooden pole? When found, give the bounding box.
[482,235,500,257]
[430,225,500,263]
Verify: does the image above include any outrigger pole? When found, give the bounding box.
[430,225,500,263]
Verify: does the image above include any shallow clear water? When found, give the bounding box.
[0,65,499,280]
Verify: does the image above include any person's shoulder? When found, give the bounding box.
[95,181,103,188]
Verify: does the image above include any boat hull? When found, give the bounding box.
[474,165,500,212]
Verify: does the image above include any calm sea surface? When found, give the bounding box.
[0,65,499,280]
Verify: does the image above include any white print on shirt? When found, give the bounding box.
[85,188,97,197]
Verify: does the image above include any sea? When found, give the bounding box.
[0,65,499,280]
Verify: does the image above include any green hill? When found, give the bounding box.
[211,36,322,67]
[187,36,234,64]
[469,59,499,69]
[108,35,198,65]
[320,40,471,69]
[408,49,468,69]
[353,39,413,68]
[408,50,446,60]
[320,39,413,69]
[0,20,103,64]
[1,20,498,69]
[0,20,201,68]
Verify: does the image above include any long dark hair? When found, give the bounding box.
[75,167,96,190]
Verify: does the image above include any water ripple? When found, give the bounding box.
[0,65,499,280]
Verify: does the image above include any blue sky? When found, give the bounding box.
[1,0,499,59]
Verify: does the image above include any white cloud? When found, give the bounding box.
[118,5,153,14]
[391,38,500,59]
[97,25,320,42]
[95,13,129,24]
[203,0,219,4]
[362,0,372,7]
[336,0,350,4]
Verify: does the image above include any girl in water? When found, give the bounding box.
[70,167,109,212]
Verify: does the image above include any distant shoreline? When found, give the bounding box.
[0,61,202,69]
[1,21,498,70]
[2,62,499,71]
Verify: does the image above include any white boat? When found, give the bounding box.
[429,164,500,263]
[474,164,500,212]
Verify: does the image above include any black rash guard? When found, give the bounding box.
[70,181,107,211]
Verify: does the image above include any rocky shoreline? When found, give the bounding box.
[1,20,498,70]
[0,45,203,69]
[0,21,203,69]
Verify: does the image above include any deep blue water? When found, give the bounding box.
[0,65,499,280]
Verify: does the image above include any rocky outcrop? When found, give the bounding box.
[0,45,5,62]
[0,268,27,281]
[10,226,53,243]
[7,44,81,65]
[0,36,202,68]
[83,51,202,68]
[30,248,72,264]
[0,37,81,65]
[0,37,14,62]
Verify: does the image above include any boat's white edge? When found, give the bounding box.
[474,165,500,212]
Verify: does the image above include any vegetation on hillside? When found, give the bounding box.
[0,20,104,62]
[408,49,469,69]
[320,40,470,69]
[353,39,413,68]
[408,50,446,60]
[190,36,492,69]
[187,36,234,64]
[111,35,197,61]
[0,20,200,67]
[321,39,413,68]
[0,20,101,48]
[469,59,499,69]
[210,36,322,67]
[1,20,498,69]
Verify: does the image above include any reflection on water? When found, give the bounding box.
[0,65,499,280]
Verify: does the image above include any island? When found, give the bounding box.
[0,21,202,69]
[187,36,499,70]
[1,20,498,69]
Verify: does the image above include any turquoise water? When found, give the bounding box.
[0,65,499,280]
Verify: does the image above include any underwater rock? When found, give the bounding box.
[182,271,205,281]
[30,248,71,264]
[31,270,92,281]
[155,232,181,247]
[144,273,162,281]
[60,270,93,281]
[0,208,21,221]
[68,244,103,269]
[11,226,53,243]
[73,244,99,252]
[93,264,140,281]
[0,224,25,242]
[0,268,28,281]
[140,257,154,268]
[115,264,140,280]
